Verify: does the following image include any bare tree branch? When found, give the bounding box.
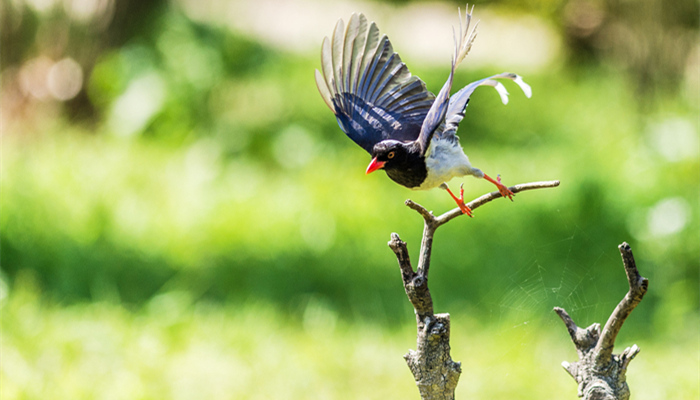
[404,180,561,277]
[554,307,600,352]
[389,179,560,399]
[594,242,649,365]
[389,233,433,320]
[436,180,561,226]
[555,242,648,400]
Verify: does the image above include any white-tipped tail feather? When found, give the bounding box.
[513,74,532,98]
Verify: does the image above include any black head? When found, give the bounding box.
[365,140,427,188]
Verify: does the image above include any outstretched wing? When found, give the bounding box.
[315,13,435,154]
[433,72,532,143]
[411,7,532,149]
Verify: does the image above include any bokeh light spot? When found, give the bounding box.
[273,125,316,169]
[47,57,83,101]
[108,73,165,137]
[647,117,699,162]
[647,197,691,237]
[18,56,53,100]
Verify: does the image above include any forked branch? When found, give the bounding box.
[388,180,560,400]
[555,242,648,400]
[403,180,560,277]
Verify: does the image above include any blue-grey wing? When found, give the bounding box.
[436,72,532,141]
[315,13,435,154]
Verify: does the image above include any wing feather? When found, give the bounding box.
[373,61,407,103]
[366,51,398,102]
[320,36,334,97]
[357,23,381,95]
[350,15,369,95]
[315,15,436,154]
[343,14,360,91]
[315,8,531,155]
[315,69,333,110]
[439,72,532,139]
[362,40,392,101]
[375,78,422,109]
[331,19,345,96]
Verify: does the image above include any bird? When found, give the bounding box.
[314,6,531,216]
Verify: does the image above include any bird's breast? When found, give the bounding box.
[415,139,473,190]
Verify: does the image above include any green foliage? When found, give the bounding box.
[3,57,697,329]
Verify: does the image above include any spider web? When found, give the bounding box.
[489,237,607,324]
[473,209,621,352]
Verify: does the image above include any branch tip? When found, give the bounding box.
[561,361,577,379]
[621,345,640,370]
[389,232,403,246]
[554,307,575,326]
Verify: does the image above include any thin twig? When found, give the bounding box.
[436,180,561,226]
[405,180,561,277]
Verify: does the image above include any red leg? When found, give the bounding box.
[483,173,514,201]
[444,183,473,217]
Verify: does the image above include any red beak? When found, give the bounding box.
[365,157,386,174]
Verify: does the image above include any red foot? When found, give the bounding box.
[444,183,473,217]
[484,174,514,201]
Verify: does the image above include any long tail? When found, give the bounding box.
[453,5,479,70]
[416,4,478,153]
[444,73,532,133]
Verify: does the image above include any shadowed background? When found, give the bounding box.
[2,0,698,398]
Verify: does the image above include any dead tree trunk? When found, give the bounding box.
[388,180,560,399]
[554,242,648,400]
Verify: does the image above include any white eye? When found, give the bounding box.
[387,151,395,159]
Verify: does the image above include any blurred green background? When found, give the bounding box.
[1,0,698,398]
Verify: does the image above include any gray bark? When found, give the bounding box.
[554,242,648,400]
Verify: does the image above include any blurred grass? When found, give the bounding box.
[2,273,698,400]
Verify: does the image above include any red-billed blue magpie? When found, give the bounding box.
[315,6,531,216]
